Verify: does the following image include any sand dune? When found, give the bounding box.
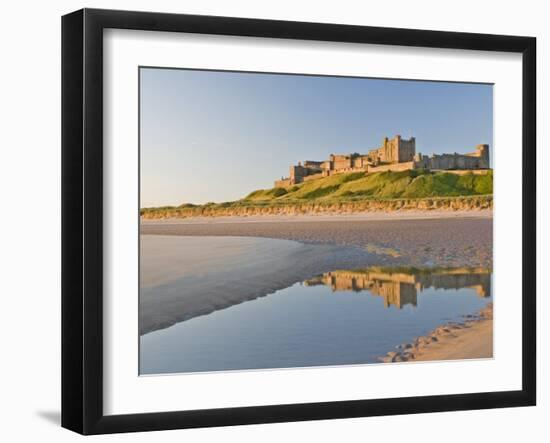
[142,209,492,225]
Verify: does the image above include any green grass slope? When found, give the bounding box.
[243,169,492,203]
[140,169,493,218]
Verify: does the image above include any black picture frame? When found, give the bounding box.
[61,8,537,435]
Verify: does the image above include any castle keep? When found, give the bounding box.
[274,135,490,187]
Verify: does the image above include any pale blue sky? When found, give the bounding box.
[140,68,493,207]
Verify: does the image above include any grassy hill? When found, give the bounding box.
[141,169,493,219]
[244,169,493,202]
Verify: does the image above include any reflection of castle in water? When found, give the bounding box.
[304,267,491,309]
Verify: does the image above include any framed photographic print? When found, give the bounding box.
[61,8,536,435]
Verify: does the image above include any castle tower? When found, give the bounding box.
[391,135,416,163]
[476,144,490,161]
[398,136,416,162]
[475,144,490,168]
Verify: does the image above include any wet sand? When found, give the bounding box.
[142,213,493,268]
[140,235,378,335]
[379,303,493,363]
[141,213,494,362]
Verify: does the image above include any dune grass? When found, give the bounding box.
[141,169,493,218]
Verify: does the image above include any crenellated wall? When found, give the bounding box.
[414,144,490,170]
[274,136,490,187]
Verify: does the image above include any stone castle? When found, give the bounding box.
[275,135,490,187]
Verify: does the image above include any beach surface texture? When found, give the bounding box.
[140,235,378,334]
[379,304,493,363]
[141,212,493,362]
[142,211,493,269]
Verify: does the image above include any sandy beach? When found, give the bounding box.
[141,212,493,268]
[379,303,493,363]
[141,212,494,364]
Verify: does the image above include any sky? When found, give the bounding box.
[140,68,493,207]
